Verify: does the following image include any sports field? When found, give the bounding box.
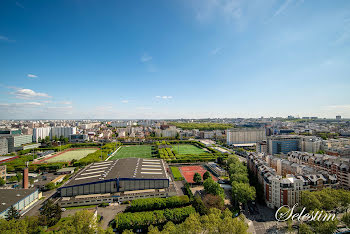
[108,145,154,160]
[44,149,97,163]
[172,144,206,155]
[179,165,217,183]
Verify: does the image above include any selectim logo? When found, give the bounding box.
[275,204,337,222]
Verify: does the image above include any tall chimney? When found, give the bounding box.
[23,162,29,189]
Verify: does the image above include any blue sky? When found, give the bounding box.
[0,0,350,119]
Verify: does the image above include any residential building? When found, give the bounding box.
[33,127,77,142]
[226,128,266,145]
[0,138,8,155]
[6,135,33,152]
[247,152,338,209]
[288,151,350,189]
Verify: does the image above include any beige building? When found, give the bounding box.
[226,128,266,145]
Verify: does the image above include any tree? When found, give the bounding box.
[45,136,50,143]
[193,172,202,184]
[64,137,69,144]
[301,191,322,211]
[232,181,256,205]
[192,195,208,215]
[39,199,62,227]
[59,135,65,142]
[203,171,211,181]
[203,194,224,210]
[51,210,99,233]
[0,177,5,186]
[342,212,350,227]
[299,223,313,234]
[45,182,56,191]
[5,205,20,221]
[203,177,225,200]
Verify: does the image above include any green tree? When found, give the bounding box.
[203,171,211,180]
[342,212,350,227]
[192,195,208,215]
[51,210,99,233]
[45,182,56,190]
[232,181,256,205]
[64,137,69,143]
[45,136,50,143]
[5,205,20,221]
[301,191,322,211]
[193,172,202,184]
[203,194,224,210]
[0,177,5,186]
[39,199,62,227]
[299,223,313,234]
[203,177,225,200]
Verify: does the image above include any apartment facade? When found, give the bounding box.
[288,151,350,189]
[247,152,338,209]
[226,128,266,145]
[0,138,8,155]
[33,127,77,142]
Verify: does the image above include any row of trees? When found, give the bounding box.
[301,188,350,212]
[168,122,234,131]
[115,206,196,231]
[122,208,248,234]
[0,208,113,233]
[127,196,190,212]
[227,155,256,206]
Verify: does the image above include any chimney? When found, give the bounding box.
[23,162,29,189]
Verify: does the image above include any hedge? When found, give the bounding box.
[127,195,189,212]
[115,206,196,231]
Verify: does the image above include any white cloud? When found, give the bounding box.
[11,88,51,99]
[136,106,152,110]
[0,102,42,107]
[141,54,152,63]
[121,100,129,103]
[60,101,72,105]
[273,0,293,17]
[156,96,173,99]
[27,74,38,78]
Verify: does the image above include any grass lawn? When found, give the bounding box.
[172,144,206,155]
[108,145,154,160]
[65,204,97,210]
[45,149,97,163]
[170,167,184,181]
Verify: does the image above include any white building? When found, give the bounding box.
[33,127,76,142]
[227,128,266,145]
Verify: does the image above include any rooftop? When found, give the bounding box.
[0,189,37,214]
[62,158,168,187]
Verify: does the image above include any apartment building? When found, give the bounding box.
[247,152,338,209]
[33,127,77,142]
[226,128,266,145]
[268,135,301,155]
[0,138,8,155]
[288,151,350,189]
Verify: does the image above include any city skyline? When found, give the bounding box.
[1,0,350,119]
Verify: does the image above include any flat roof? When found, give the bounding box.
[62,158,168,187]
[0,189,37,213]
[57,167,75,172]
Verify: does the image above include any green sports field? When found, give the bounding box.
[172,144,206,155]
[45,149,97,163]
[108,145,154,160]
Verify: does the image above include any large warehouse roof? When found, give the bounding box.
[63,158,168,187]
